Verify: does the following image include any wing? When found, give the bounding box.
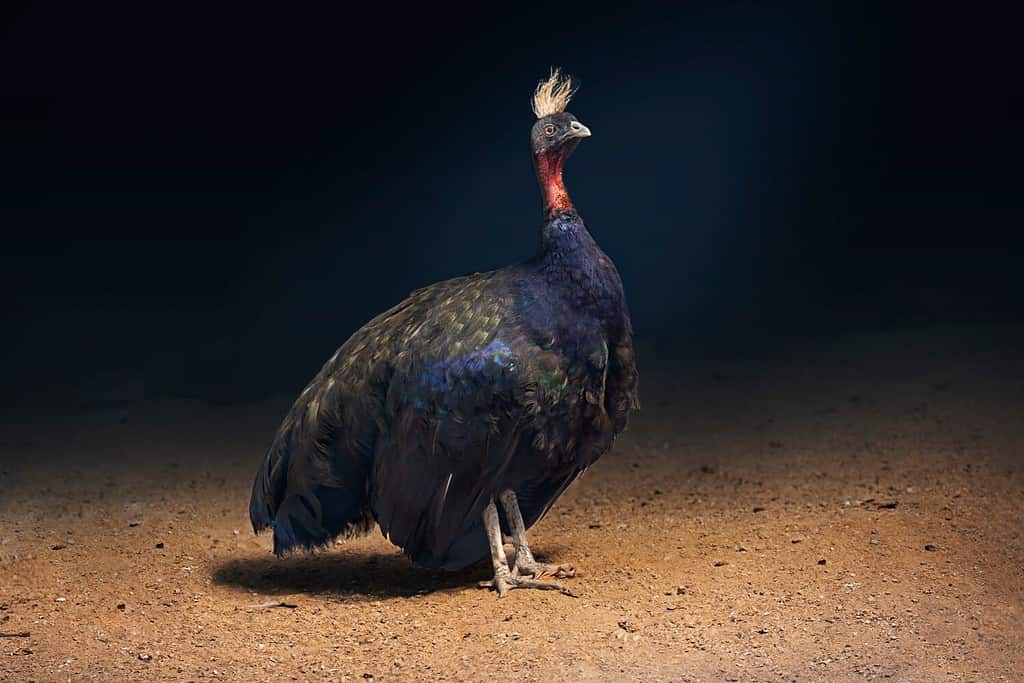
[370,341,526,569]
[367,272,577,569]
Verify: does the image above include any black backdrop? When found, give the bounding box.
[2,3,1021,405]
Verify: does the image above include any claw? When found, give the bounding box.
[480,497,578,598]
[514,560,576,580]
[540,562,576,579]
[478,572,576,598]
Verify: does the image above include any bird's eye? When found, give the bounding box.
[543,124,556,136]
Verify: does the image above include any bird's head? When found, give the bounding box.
[531,111,591,158]
[530,69,591,159]
[530,69,590,216]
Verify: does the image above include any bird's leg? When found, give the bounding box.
[477,500,572,597]
[498,490,576,580]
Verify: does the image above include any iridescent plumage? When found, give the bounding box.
[249,71,638,579]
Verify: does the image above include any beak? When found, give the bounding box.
[568,120,592,139]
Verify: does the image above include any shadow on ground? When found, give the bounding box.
[212,541,578,600]
[211,549,488,599]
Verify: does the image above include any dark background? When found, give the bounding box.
[2,2,1021,407]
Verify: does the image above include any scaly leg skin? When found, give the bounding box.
[499,489,576,581]
[477,500,574,597]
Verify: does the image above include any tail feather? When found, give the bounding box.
[249,438,288,532]
[249,401,373,555]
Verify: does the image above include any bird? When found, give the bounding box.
[249,69,639,596]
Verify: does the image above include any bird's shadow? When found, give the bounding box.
[212,548,489,600]
[212,543,575,601]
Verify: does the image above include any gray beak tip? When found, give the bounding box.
[570,121,592,138]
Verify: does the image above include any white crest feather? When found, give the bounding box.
[532,68,576,118]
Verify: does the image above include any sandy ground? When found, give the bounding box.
[1,326,1022,682]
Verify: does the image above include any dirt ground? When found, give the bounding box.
[1,326,1022,682]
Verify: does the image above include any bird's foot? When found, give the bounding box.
[478,566,575,598]
[513,556,576,580]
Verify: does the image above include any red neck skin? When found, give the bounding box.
[534,150,573,216]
